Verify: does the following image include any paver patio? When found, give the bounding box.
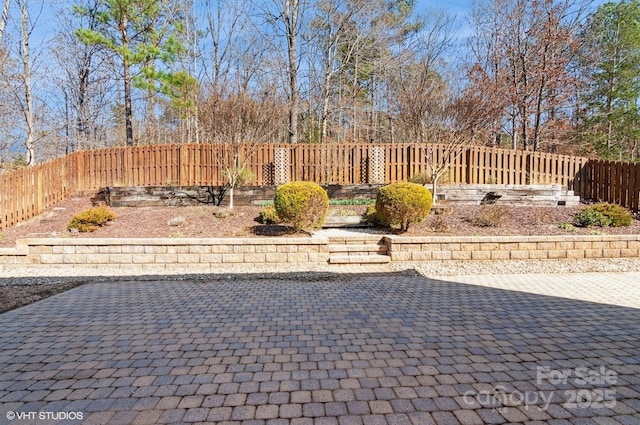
[0,271,639,425]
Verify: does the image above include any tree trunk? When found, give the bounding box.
[21,0,35,165]
[76,62,90,151]
[285,0,299,144]
[120,13,134,146]
[123,60,133,146]
[228,184,234,209]
[0,0,10,42]
[431,178,438,205]
[320,62,332,143]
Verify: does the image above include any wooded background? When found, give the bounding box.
[1,0,640,170]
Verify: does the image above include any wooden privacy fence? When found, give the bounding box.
[584,159,640,214]
[0,155,79,230]
[73,143,590,190]
[0,142,603,230]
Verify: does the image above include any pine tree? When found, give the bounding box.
[580,0,640,160]
[74,0,193,146]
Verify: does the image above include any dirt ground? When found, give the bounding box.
[0,281,87,314]
[1,194,638,248]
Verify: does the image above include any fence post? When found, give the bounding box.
[179,145,189,186]
[633,162,640,212]
[36,166,43,216]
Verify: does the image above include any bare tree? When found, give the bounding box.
[390,9,459,143]
[0,0,10,42]
[255,0,303,144]
[305,0,420,143]
[204,0,251,93]
[466,0,588,151]
[54,0,116,152]
[308,0,356,143]
[199,90,285,207]
[18,0,34,165]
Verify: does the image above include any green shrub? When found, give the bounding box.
[256,205,280,224]
[574,208,610,227]
[274,182,329,231]
[594,203,634,227]
[574,203,633,227]
[68,206,116,232]
[576,208,609,227]
[375,182,433,231]
[558,222,576,231]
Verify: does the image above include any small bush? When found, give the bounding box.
[213,208,234,219]
[574,208,610,227]
[68,206,116,232]
[430,216,451,233]
[558,222,576,231]
[595,203,634,227]
[274,182,329,232]
[471,205,507,228]
[574,203,633,227]
[375,182,433,231]
[256,205,280,225]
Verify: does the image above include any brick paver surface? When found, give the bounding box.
[1,271,639,424]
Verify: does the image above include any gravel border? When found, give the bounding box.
[403,257,640,276]
[3,257,640,285]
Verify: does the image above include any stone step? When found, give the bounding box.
[329,254,391,264]
[328,244,388,254]
[322,216,368,228]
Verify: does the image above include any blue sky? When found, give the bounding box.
[412,0,612,44]
[29,0,612,48]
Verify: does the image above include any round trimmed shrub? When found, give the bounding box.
[274,182,329,232]
[375,182,433,231]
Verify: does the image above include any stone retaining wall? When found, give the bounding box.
[0,238,330,269]
[383,235,640,261]
[1,235,639,270]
